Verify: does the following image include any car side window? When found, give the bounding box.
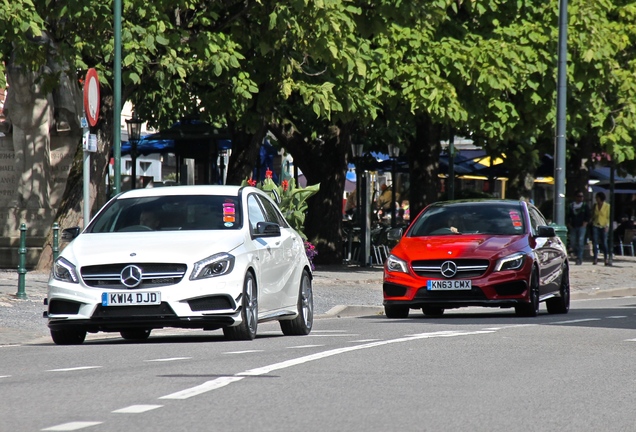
[257,195,289,228]
[247,195,267,233]
[528,207,545,236]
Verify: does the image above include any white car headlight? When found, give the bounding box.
[53,257,79,283]
[386,254,409,274]
[191,253,235,280]
[495,252,526,272]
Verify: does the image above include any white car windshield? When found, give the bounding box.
[87,195,242,233]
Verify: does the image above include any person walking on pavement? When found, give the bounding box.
[567,190,590,265]
[591,191,611,266]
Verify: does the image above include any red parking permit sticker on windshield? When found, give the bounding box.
[223,202,236,224]
[509,211,522,227]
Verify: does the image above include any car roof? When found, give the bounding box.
[115,185,256,199]
[429,199,526,209]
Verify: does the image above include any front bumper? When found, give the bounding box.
[46,271,246,332]
[47,303,238,332]
[383,269,531,310]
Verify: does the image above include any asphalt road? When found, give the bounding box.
[2,296,636,431]
[2,255,636,346]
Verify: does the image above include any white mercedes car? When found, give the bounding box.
[45,185,313,344]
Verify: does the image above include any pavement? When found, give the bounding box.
[2,254,636,346]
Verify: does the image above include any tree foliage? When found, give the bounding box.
[3,0,636,265]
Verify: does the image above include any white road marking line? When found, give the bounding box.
[223,350,263,354]
[42,421,102,431]
[499,324,539,328]
[145,357,191,362]
[349,339,380,343]
[551,318,601,324]
[287,345,324,349]
[158,329,494,401]
[47,366,102,372]
[606,316,627,319]
[160,376,245,400]
[0,375,10,379]
[307,334,358,337]
[112,405,162,414]
[624,338,636,342]
[311,330,348,333]
[238,330,495,377]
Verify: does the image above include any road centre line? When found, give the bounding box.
[483,324,538,331]
[238,330,494,376]
[0,375,10,378]
[307,334,358,337]
[287,345,324,349]
[145,357,191,362]
[159,329,494,401]
[223,350,263,354]
[550,318,601,325]
[47,366,102,372]
[606,315,627,319]
[42,421,102,431]
[112,405,163,414]
[160,376,245,400]
[311,330,348,333]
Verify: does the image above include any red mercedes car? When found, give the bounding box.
[383,199,569,318]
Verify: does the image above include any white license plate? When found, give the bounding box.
[426,280,472,290]
[102,291,161,306]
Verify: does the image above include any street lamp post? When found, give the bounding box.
[387,143,400,228]
[351,144,364,223]
[126,117,143,189]
[351,143,366,266]
[448,132,455,200]
[219,149,228,184]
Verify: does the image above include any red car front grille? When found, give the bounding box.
[411,259,489,279]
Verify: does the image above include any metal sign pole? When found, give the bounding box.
[82,121,90,227]
[82,68,100,227]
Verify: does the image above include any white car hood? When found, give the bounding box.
[62,231,245,266]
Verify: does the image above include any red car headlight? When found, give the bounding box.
[386,254,409,274]
[494,252,526,272]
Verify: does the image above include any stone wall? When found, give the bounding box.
[0,133,77,268]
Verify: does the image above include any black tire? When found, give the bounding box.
[384,304,409,318]
[546,265,570,314]
[50,328,87,345]
[422,307,445,317]
[223,272,258,340]
[120,329,152,340]
[515,269,540,317]
[280,269,313,336]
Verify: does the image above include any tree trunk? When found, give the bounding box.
[270,123,349,265]
[408,114,443,218]
[36,94,115,270]
[567,134,593,198]
[225,122,268,185]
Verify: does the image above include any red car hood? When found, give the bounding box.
[393,234,525,261]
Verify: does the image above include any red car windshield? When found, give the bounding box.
[409,203,526,236]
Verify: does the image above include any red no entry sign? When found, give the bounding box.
[83,68,100,127]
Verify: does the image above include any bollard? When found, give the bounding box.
[52,222,60,261]
[16,223,27,299]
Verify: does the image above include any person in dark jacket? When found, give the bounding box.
[567,190,590,265]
